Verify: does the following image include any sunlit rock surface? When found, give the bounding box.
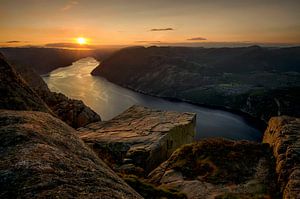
[79,105,196,173]
[0,110,142,199]
[263,116,300,199]
[147,139,278,199]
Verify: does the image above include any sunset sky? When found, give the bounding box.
[1,0,300,48]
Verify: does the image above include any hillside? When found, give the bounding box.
[92,46,300,122]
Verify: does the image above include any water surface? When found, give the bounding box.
[43,57,262,141]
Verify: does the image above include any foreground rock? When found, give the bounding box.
[0,53,50,113]
[263,116,300,198]
[79,105,196,174]
[0,110,141,199]
[2,53,101,128]
[147,139,279,199]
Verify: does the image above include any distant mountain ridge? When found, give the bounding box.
[0,47,116,74]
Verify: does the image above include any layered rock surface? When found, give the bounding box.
[0,110,142,199]
[263,116,300,198]
[79,105,196,174]
[147,139,278,199]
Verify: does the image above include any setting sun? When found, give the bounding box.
[76,37,87,45]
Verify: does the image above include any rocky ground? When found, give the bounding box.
[0,110,141,199]
[92,46,300,122]
[147,139,278,198]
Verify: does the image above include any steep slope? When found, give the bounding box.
[0,53,51,113]
[0,53,101,128]
[0,110,142,198]
[263,116,300,198]
[92,46,300,121]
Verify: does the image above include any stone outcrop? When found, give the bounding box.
[40,92,101,128]
[2,53,101,128]
[79,105,196,174]
[263,116,300,198]
[147,139,279,199]
[0,53,51,113]
[0,110,142,199]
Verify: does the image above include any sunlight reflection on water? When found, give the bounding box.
[43,57,262,141]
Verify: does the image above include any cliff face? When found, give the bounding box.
[147,139,278,199]
[0,53,51,113]
[79,105,196,174]
[0,53,101,128]
[0,110,142,199]
[16,64,101,128]
[263,116,300,198]
[92,46,300,122]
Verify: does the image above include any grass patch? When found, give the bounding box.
[123,175,187,199]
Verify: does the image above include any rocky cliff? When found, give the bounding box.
[79,105,196,174]
[146,139,278,199]
[0,53,51,113]
[0,110,142,198]
[263,116,300,198]
[92,46,300,122]
[0,53,101,128]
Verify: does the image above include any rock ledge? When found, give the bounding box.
[79,105,196,173]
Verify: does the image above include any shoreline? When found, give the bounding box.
[96,76,267,134]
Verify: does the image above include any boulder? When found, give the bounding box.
[263,116,300,199]
[147,139,278,199]
[79,105,196,173]
[0,110,142,199]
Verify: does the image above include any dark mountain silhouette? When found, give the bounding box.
[92,46,300,121]
[0,47,116,74]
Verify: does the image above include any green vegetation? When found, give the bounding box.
[167,139,272,184]
[123,175,187,199]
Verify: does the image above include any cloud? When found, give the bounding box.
[61,1,78,11]
[5,40,22,43]
[135,40,161,43]
[187,37,207,41]
[45,42,90,49]
[150,28,174,31]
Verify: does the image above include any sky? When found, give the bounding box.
[1,0,300,48]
